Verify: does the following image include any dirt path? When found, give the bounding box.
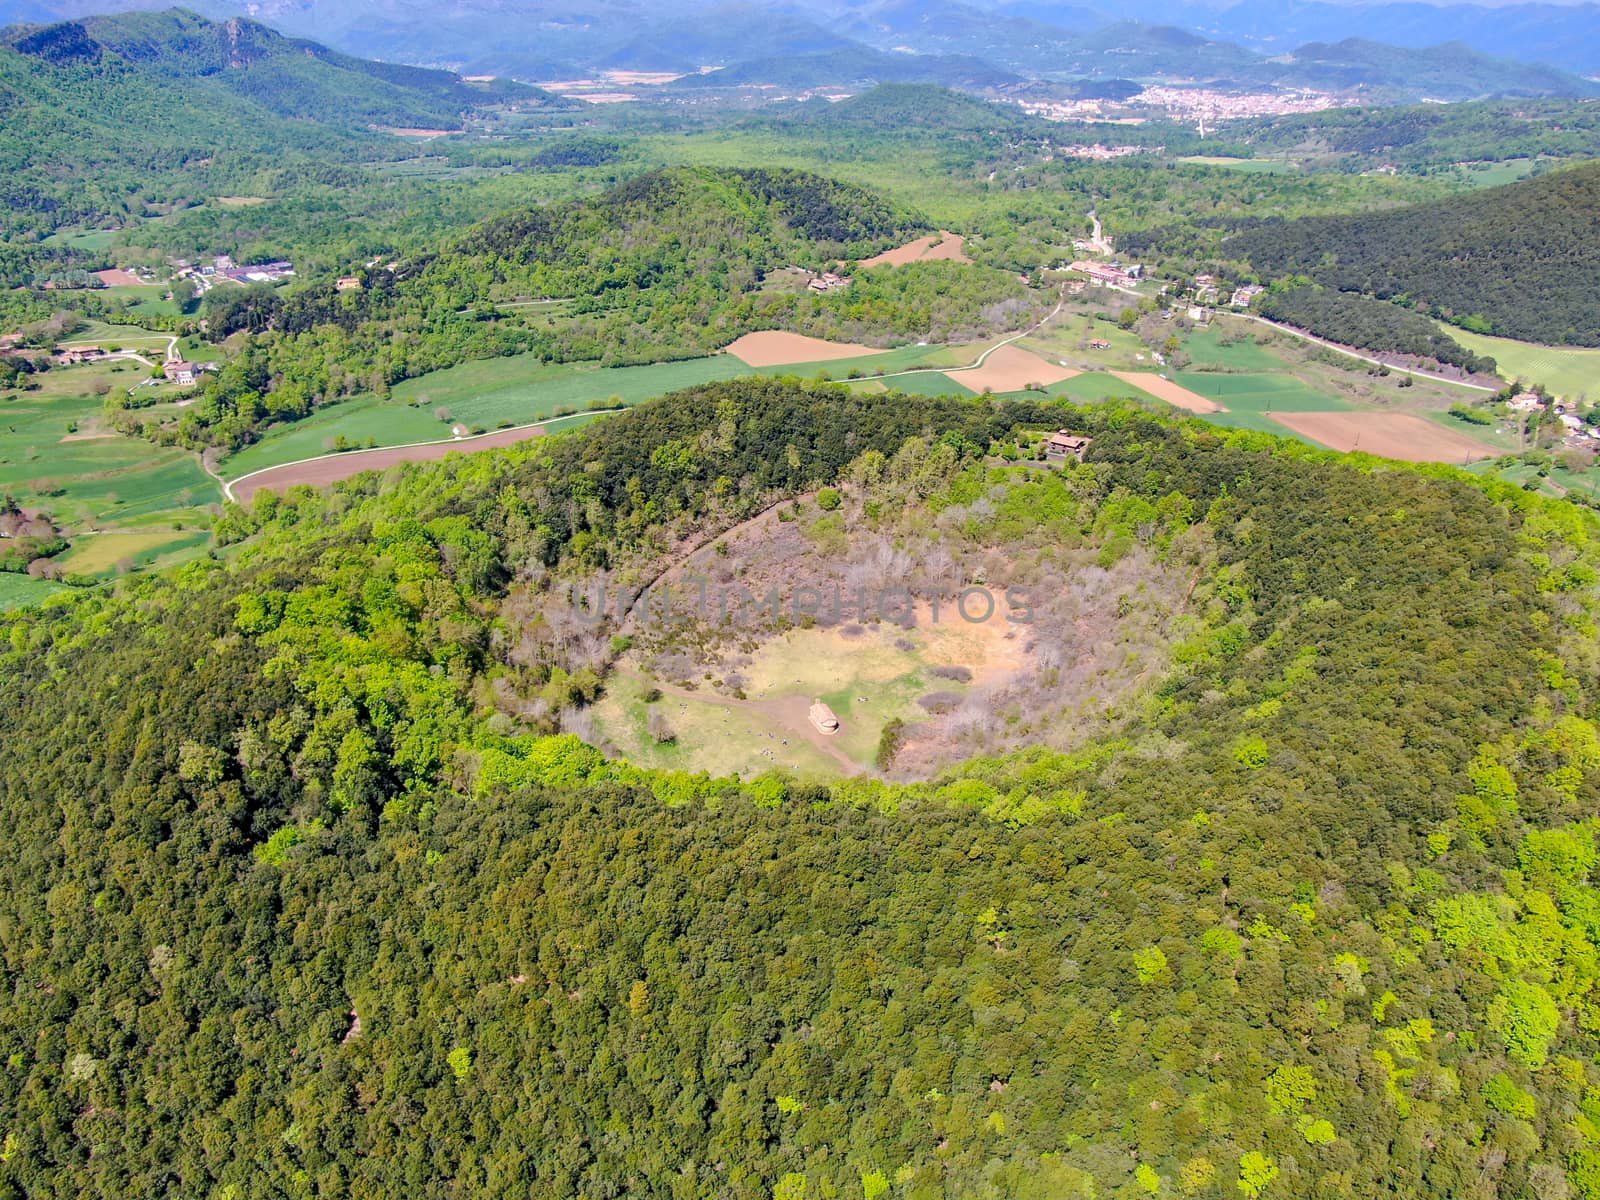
[1108,372,1224,414]
[1233,314,1498,392]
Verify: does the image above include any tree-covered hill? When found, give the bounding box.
[168,166,1051,448]
[1225,162,1600,345]
[0,7,561,237]
[2,381,1599,1197]
[775,82,1047,136]
[1234,98,1600,170]
[1253,37,1600,103]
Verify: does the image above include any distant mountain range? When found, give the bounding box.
[1,0,1597,103]
[0,8,562,236]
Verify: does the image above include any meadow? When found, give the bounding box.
[0,572,67,612]
[1439,323,1600,401]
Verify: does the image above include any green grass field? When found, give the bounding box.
[1438,324,1600,401]
[59,320,174,351]
[0,361,218,526]
[0,573,68,612]
[54,528,211,578]
[1173,372,1354,413]
[1181,328,1291,373]
[1178,156,1297,174]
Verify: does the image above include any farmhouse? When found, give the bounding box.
[1508,392,1545,412]
[1230,285,1265,308]
[1045,431,1092,461]
[336,276,363,291]
[1088,338,1112,350]
[807,271,849,294]
[56,347,102,365]
[163,360,199,386]
[808,701,841,735]
[1070,261,1137,288]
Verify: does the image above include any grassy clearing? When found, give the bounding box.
[1182,328,1291,372]
[1022,316,1150,368]
[0,573,68,612]
[392,354,749,427]
[0,369,216,527]
[1437,324,1600,401]
[55,528,210,577]
[42,229,118,252]
[1456,159,1538,189]
[60,320,173,350]
[594,613,1022,780]
[1178,156,1297,174]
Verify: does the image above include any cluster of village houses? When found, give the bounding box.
[169,255,295,297]
[1508,392,1600,447]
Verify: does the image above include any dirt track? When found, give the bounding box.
[231,425,546,503]
[945,345,1077,393]
[861,232,971,268]
[723,331,888,367]
[1109,372,1225,414]
[1269,411,1495,463]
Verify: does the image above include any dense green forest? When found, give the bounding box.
[1225,163,1600,345]
[1236,98,1600,170]
[0,8,561,239]
[1256,286,1499,375]
[1,379,1599,1196]
[155,167,1050,450]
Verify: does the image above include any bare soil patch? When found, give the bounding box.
[94,269,144,287]
[233,426,545,502]
[1110,372,1225,414]
[946,345,1078,394]
[1269,411,1495,463]
[861,232,971,268]
[723,331,889,368]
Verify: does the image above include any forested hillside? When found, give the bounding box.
[1256,286,1499,375]
[0,8,554,237]
[1227,163,1600,345]
[1237,98,1600,169]
[168,167,1052,449]
[2,380,1599,1197]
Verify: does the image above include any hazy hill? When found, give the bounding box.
[1236,98,1600,168]
[1182,0,1600,79]
[1258,37,1600,103]
[0,7,561,236]
[674,45,1020,91]
[0,7,555,126]
[596,4,857,71]
[1228,161,1600,344]
[772,81,1045,132]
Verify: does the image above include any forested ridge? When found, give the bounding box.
[1255,285,1499,375]
[0,8,554,239]
[1225,162,1600,345]
[2,381,1600,1197]
[164,167,1050,450]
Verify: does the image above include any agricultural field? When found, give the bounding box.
[1440,324,1600,401]
[232,340,993,483]
[1180,327,1292,372]
[1173,371,1356,414]
[1178,156,1298,174]
[0,360,214,511]
[53,527,211,579]
[0,573,67,612]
